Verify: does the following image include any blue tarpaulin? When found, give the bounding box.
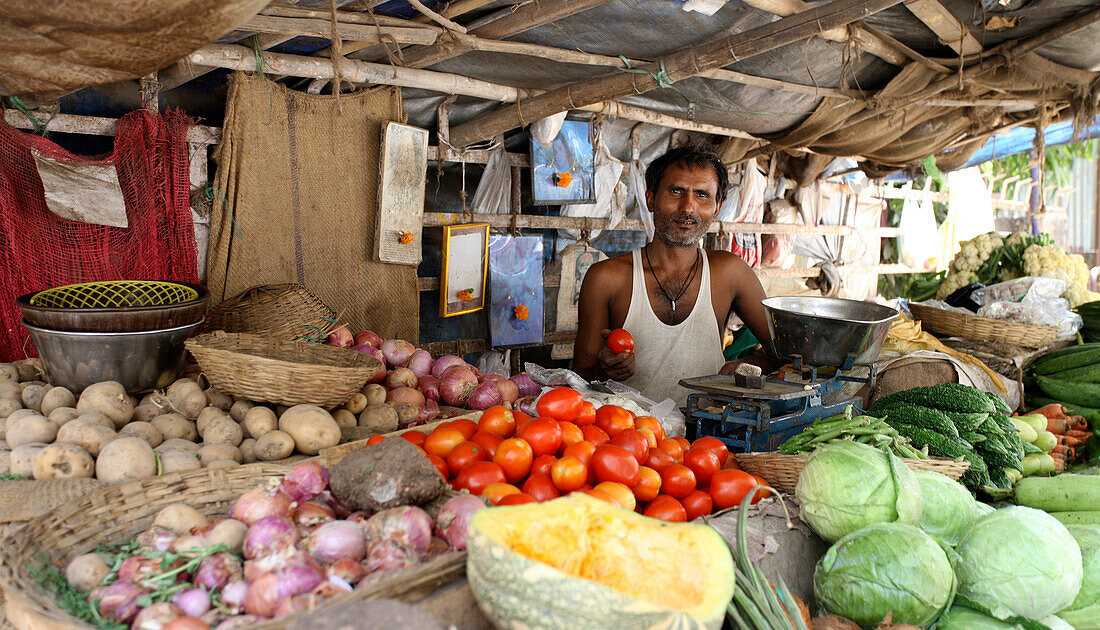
[958,117,1100,169]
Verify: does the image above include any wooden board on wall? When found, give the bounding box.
[375,122,429,265]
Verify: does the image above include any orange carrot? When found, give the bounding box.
[1068,417,1090,432]
[1047,416,1070,435]
[1059,435,1083,447]
[1053,457,1067,472]
[1066,430,1092,440]
[1031,403,1069,419]
[1052,445,1076,459]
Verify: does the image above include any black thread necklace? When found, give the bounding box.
[644,244,701,313]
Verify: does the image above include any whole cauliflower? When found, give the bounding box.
[1022,244,1098,307]
[936,232,1004,299]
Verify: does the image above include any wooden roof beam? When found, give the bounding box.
[903,0,982,56]
[740,0,909,66]
[158,33,292,91]
[448,0,908,147]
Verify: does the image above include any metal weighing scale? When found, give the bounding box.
[681,297,900,453]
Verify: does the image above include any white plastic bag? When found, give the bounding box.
[897,181,941,271]
[476,349,510,377]
[561,138,625,240]
[976,277,1081,339]
[469,141,511,215]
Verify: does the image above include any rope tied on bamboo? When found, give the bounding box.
[618,57,694,107]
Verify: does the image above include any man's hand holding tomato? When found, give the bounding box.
[597,328,635,381]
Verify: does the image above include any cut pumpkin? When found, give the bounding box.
[466,493,734,629]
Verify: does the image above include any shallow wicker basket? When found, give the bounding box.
[0,465,466,630]
[735,452,970,495]
[186,331,383,407]
[908,302,1058,349]
[203,283,338,342]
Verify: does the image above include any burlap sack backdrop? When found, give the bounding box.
[208,72,418,340]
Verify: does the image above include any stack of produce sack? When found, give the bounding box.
[800,441,1093,630]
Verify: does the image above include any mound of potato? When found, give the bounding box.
[0,361,385,483]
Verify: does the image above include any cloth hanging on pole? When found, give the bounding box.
[207,73,417,340]
[0,109,198,361]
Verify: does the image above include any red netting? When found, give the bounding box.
[0,109,199,361]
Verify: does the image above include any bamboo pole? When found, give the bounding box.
[578,102,760,140]
[186,43,531,102]
[404,0,468,33]
[239,14,438,45]
[449,0,908,147]
[740,0,908,65]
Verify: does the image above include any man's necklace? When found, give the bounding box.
[644,244,701,313]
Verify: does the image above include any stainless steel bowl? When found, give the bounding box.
[761,297,898,367]
[23,319,204,394]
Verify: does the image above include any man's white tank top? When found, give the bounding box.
[621,248,725,406]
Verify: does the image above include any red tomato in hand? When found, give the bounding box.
[522,474,561,502]
[575,401,597,426]
[683,447,721,486]
[580,425,610,446]
[517,417,563,456]
[606,328,635,355]
[477,406,516,437]
[452,462,506,495]
[691,436,730,467]
[536,388,584,421]
[611,429,650,465]
[644,447,677,471]
[643,495,687,522]
[590,444,641,486]
[551,456,588,492]
[493,438,533,483]
[659,464,696,499]
[708,469,759,509]
[531,454,557,478]
[595,405,635,437]
[447,441,488,477]
[682,490,714,520]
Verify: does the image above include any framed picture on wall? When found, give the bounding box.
[530,118,595,205]
[440,223,490,317]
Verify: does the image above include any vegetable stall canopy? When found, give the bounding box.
[6,0,1100,176]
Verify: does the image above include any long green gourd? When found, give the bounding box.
[1014,475,1100,512]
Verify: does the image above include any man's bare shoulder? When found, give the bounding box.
[584,252,634,285]
[705,249,753,273]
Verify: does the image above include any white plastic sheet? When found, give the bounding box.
[469,139,511,215]
[560,136,625,240]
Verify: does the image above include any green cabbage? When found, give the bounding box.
[955,506,1083,620]
[914,470,979,546]
[814,523,955,628]
[936,606,1022,629]
[974,500,996,517]
[1058,524,1100,629]
[795,441,923,543]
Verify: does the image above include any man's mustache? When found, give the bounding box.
[668,214,699,224]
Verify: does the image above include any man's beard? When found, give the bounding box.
[654,213,711,246]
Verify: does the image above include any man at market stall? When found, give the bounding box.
[572,145,780,405]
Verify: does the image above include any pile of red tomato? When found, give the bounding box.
[368,387,768,522]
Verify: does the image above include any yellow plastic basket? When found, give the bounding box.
[29,280,199,309]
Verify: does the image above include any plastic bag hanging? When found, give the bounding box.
[469,137,511,215]
[626,158,654,241]
[530,113,568,148]
[897,180,941,272]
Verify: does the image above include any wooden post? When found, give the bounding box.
[139,74,159,112]
[448,0,907,147]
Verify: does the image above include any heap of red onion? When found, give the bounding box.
[510,373,540,397]
[194,553,243,591]
[229,481,293,526]
[406,349,434,379]
[418,375,441,402]
[303,521,367,562]
[440,366,479,407]
[379,339,415,368]
[243,516,299,559]
[467,382,503,411]
[385,367,418,390]
[353,330,382,348]
[172,588,211,618]
[433,496,486,550]
[430,355,467,379]
[281,461,329,504]
[325,326,353,349]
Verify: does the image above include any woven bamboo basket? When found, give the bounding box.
[735,452,970,495]
[203,284,338,343]
[908,302,1059,349]
[0,464,468,630]
[186,331,383,407]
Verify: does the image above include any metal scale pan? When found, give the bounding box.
[682,297,898,452]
